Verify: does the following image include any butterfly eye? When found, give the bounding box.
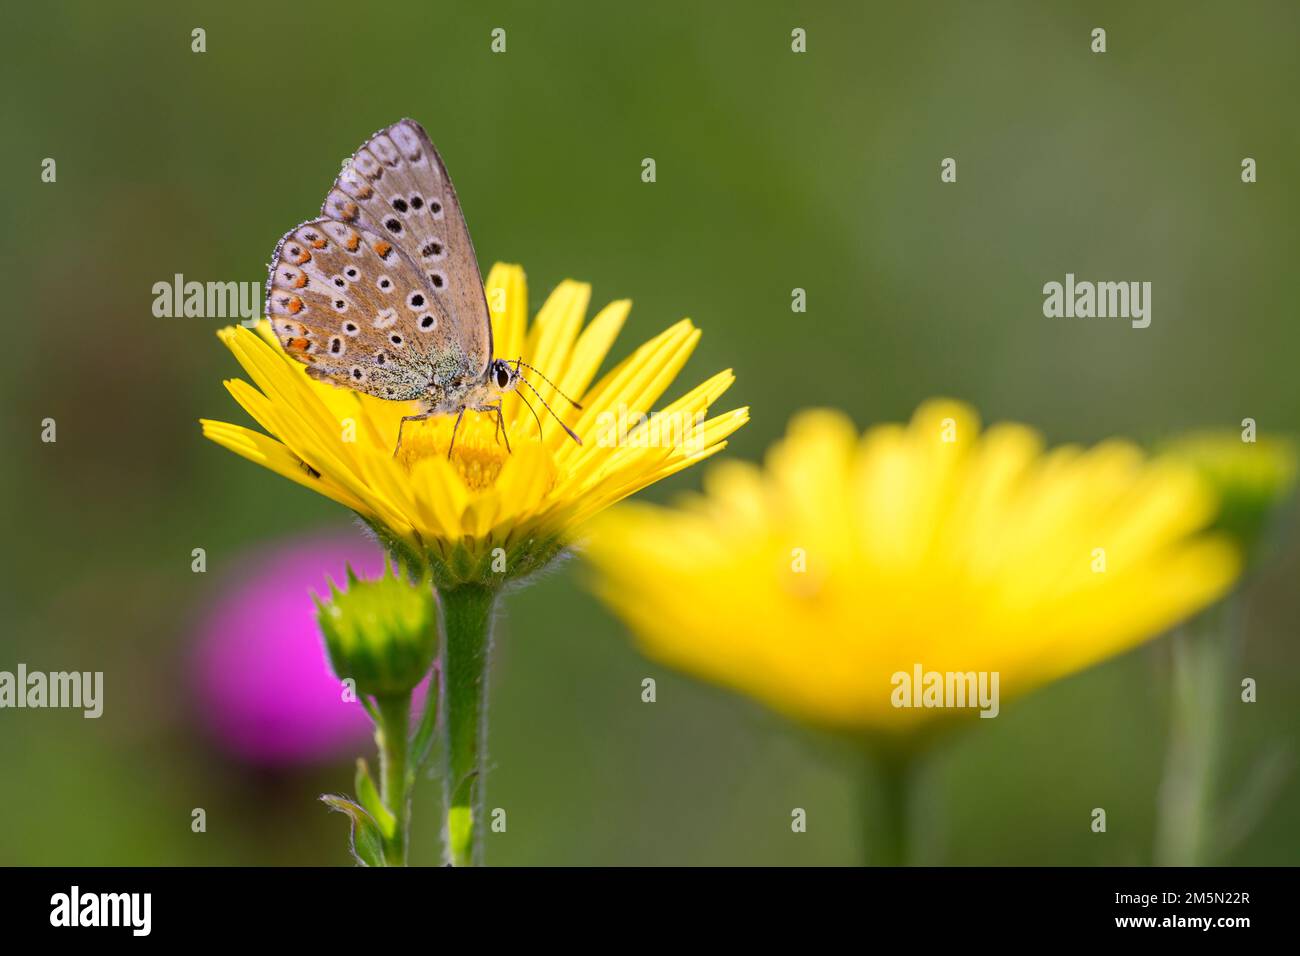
[495,365,511,389]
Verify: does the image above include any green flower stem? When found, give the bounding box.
[437,582,497,867]
[1155,601,1235,866]
[375,693,412,866]
[863,749,912,866]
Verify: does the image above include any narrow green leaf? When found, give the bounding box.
[354,758,397,839]
[320,794,386,867]
[1216,744,1291,859]
[411,666,440,769]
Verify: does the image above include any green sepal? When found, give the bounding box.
[358,514,569,589]
[320,794,387,867]
[1160,432,1298,570]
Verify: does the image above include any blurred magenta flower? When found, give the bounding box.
[193,531,405,765]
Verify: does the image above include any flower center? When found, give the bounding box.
[396,415,510,490]
[451,443,507,490]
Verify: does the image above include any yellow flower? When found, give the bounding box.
[201,264,748,586]
[584,400,1242,735]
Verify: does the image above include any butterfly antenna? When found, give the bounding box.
[513,359,583,409]
[518,376,583,446]
[515,389,546,441]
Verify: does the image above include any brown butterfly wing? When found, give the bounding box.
[266,218,456,401]
[320,119,493,377]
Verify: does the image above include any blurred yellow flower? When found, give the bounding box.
[584,400,1241,735]
[201,263,748,586]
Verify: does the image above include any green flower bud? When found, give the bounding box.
[314,561,438,698]
[1161,431,1297,567]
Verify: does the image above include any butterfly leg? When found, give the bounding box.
[478,403,512,454]
[394,413,434,459]
[492,404,512,454]
[446,407,467,460]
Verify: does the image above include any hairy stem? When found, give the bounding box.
[437,583,497,866]
[1155,601,1235,865]
[863,748,912,866]
[375,693,412,866]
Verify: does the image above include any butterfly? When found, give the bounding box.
[265,118,581,458]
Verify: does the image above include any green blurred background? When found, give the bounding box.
[2,0,1297,865]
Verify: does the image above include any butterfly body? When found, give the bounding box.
[265,119,575,457]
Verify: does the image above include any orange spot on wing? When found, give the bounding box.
[373,241,392,258]
[293,249,312,265]
[287,296,304,314]
[293,273,308,288]
[346,234,361,251]
[287,336,310,352]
